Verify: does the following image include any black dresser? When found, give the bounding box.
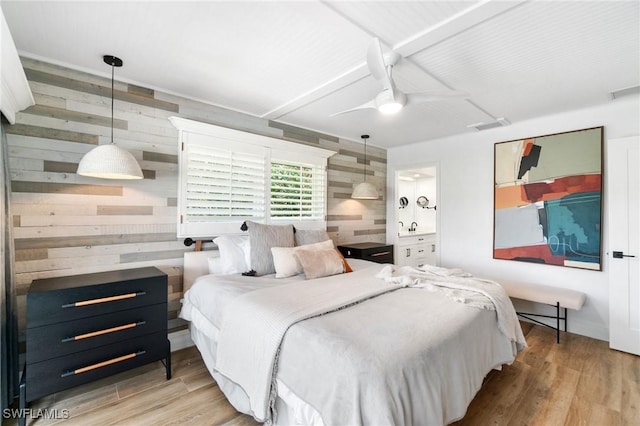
[338,242,394,264]
[19,267,170,423]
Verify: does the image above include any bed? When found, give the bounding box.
[179,229,526,426]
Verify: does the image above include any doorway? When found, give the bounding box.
[394,165,439,267]
[608,135,640,355]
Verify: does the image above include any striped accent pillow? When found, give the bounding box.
[245,221,295,276]
[294,228,330,246]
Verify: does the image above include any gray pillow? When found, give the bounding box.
[294,228,330,246]
[246,221,295,276]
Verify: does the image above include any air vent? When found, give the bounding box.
[609,85,640,100]
[467,117,510,131]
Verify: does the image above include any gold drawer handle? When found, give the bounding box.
[61,321,146,343]
[62,291,146,308]
[61,350,146,377]
[369,251,391,257]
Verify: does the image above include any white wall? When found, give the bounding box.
[386,96,640,341]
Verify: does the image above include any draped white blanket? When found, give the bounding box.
[378,264,527,352]
[214,268,407,422]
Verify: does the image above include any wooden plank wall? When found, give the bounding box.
[6,57,387,340]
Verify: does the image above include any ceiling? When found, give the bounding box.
[1,1,638,149]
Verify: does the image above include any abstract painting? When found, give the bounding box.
[493,127,603,270]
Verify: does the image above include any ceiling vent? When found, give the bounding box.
[609,85,640,100]
[467,117,510,131]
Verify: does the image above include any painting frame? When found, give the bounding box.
[493,126,604,270]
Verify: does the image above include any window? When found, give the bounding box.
[170,117,334,238]
[184,141,266,221]
[270,161,325,221]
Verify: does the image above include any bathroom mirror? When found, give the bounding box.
[396,166,438,234]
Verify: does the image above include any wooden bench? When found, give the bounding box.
[500,281,586,343]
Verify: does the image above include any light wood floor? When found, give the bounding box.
[6,323,639,426]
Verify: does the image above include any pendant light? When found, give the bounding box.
[77,55,143,179]
[352,134,379,199]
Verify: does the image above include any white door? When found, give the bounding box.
[608,135,640,355]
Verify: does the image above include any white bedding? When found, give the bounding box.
[180,258,525,425]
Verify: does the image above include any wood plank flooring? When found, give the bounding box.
[6,323,639,426]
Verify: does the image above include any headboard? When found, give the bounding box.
[183,250,218,292]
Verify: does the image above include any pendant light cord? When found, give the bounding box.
[110,60,114,144]
[363,139,367,181]
[361,134,369,182]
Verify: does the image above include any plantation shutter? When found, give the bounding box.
[179,132,268,236]
[171,117,334,238]
[270,161,326,223]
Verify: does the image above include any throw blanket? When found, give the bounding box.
[214,269,407,423]
[378,264,527,351]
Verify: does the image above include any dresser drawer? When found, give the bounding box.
[27,268,167,328]
[338,243,394,264]
[397,233,435,246]
[360,250,393,264]
[25,331,169,401]
[26,304,167,364]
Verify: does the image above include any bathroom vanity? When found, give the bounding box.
[396,232,436,267]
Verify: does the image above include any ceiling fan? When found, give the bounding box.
[331,38,468,116]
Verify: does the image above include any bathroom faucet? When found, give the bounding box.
[410,222,417,232]
[399,221,404,228]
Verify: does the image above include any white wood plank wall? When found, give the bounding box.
[7,57,387,338]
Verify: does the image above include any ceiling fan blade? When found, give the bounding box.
[333,39,467,117]
[329,98,377,117]
[366,38,387,80]
[366,38,394,92]
[405,90,469,105]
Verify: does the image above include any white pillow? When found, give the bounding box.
[207,256,224,275]
[271,239,334,278]
[213,235,251,274]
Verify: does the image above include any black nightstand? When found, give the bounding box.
[19,267,170,426]
[338,242,394,264]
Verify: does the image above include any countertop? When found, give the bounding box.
[398,231,436,238]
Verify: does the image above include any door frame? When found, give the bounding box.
[607,135,640,354]
[391,161,441,266]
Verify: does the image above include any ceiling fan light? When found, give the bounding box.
[352,181,379,199]
[378,101,403,114]
[78,144,143,179]
[375,89,405,115]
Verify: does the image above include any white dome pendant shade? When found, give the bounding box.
[352,134,379,200]
[77,55,143,180]
[77,143,143,179]
[352,181,379,199]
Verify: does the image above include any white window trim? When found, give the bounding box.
[169,117,335,238]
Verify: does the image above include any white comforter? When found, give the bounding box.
[180,260,526,426]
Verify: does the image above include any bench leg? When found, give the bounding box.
[516,302,568,344]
